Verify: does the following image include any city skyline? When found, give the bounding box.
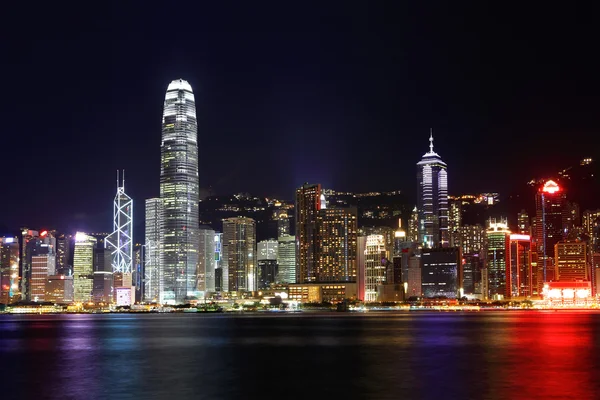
[2,3,599,235]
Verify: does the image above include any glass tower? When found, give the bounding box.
[73,232,96,303]
[144,198,162,302]
[160,79,200,304]
[416,131,449,248]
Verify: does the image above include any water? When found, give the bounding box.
[1,311,599,399]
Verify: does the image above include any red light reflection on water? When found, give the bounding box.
[483,311,594,399]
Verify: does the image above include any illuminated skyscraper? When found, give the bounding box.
[316,207,358,282]
[535,180,566,282]
[73,232,96,302]
[160,79,199,304]
[223,217,256,293]
[416,131,448,248]
[421,247,460,298]
[277,234,296,284]
[408,206,419,243]
[485,219,510,299]
[517,210,531,235]
[257,239,278,290]
[364,235,388,302]
[459,224,485,254]
[509,234,532,298]
[448,199,462,247]
[198,227,216,295]
[295,183,323,283]
[144,198,162,302]
[0,237,20,304]
[106,171,133,274]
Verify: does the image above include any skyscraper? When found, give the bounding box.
[416,131,449,248]
[315,207,358,282]
[160,79,199,304]
[223,217,256,293]
[535,180,566,283]
[485,219,510,299]
[198,227,216,295]
[257,239,278,290]
[277,234,296,284]
[0,237,20,304]
[364,234,388,302]
[295,183,323,283]
[73,232,96,303]
[509,234,532,298]
[144,198,162,302]
[106,171,133,274]
[555,240,588,282]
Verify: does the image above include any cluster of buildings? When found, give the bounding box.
[2,78,599,309]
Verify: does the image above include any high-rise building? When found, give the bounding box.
[56,234,71,275]
[214,233,227,292]
[364,235,388,302]
[416,132,448,248]
[485,219,510,299]
[19,228,39,300]
[73,232,97,303]
[0,237,20,304]
[535,180,566,283]
[462,253,483,296]
[509,234,532,298]
[21,231,55,301]
[46,275,73,303]
[448,199,462,247]
[517,210,531,235]
[408,206,419,243]
[315,207,358,282]
[421,247,460,298]
[406,254,422,298]
[223,217,256,293]
[198,227,216,295]
[144,198,162,302]
[564,201,580,239]
[555,240,588,282]
[160,78,199,304]
[257,239,278,290]
[295,183,323,283]
[459,224,485,254]
[277,234,296,284]
[93,247,113,303]
[106,171,133,275]
[31,252,55,302]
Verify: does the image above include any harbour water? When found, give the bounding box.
[1,311,599,399]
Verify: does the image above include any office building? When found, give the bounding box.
[416,132,449,248]
[485,219,510,299]
[555,241,588,282]
[198,227,216,295]
[73,232,97,303]
[93,247,113,303]
[421,247,460,298]
[408,206,419,243]
[277,234,296,284]
[0,237,20,304]
[535,180,566,283]
[295,183,323,283]
[448,199,462,247]
[462,252,483,296]
[31,253,55,302]
[160,78,200,304]
[509,234,532,298]
[257,239,278,290]
[214,233,227,292]
[19,228,39,300]
[105,171,133,275]
[517,210,531,235]
[144,198,162,302]
[364,235,388,302]
[45,275,73,303]
[56,234,71,275]
[406,254,422,298]
[459,224,485,254]
[223,217,256,293]
[315,207,358,282]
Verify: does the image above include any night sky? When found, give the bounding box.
[1,3,598,235]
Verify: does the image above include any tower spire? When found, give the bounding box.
[122,169,125,190]
[429,128,434,153]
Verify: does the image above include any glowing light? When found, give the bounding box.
[542,180,560,194]
[548,289,562,299]
[562,289,575,299]
[395,230,406,238]
[74,232,87,242]
[576,289,589,299]
[4,237,14,243]
[510,234,531,241]
[40,230,48,237]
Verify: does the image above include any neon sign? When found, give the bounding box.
[542,180,560,194]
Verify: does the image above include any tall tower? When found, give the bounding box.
[416,130,449,248]
[73,232,96,303]
[144,198,162,302]
[485,219,511,299]
[106,171,133,274]
[223,217,256,293]
[160,79,200,304]
[295,183,322,283]
[535,180,566,283]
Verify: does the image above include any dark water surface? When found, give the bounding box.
[1,311,599,399]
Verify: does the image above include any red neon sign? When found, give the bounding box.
[542,180,560,194]
[40,230,48,237]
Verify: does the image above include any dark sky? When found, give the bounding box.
[1,2,598,234]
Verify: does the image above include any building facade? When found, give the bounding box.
[73,232,97,303]
[277,234,296,284]
[223,217,256,293]
[315,207,358,282]
[295,183,323,283]
[198,227,216,295]
[416,132,449,248]
[485,219,510,299]
[160,79,200,304]
[144,198,162,302]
